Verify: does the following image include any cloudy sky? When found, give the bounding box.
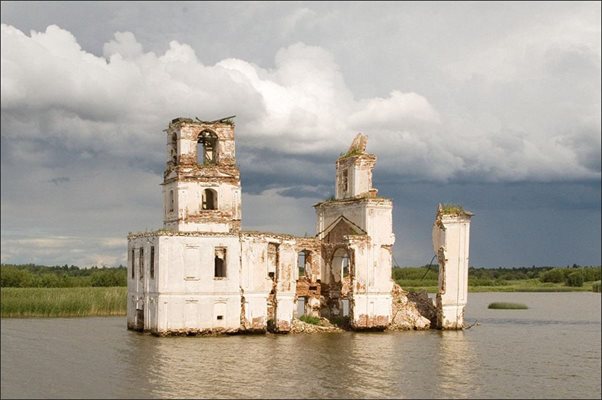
[1,1,600,268]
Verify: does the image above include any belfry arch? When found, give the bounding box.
[197,130,217,165]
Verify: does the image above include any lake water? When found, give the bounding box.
[1,292,600,399]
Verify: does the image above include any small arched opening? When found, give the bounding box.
[171,133,177,164]
[202,188,217,210]
[331,247,351,283]
[197,130,217,165]
[297,250,311,278]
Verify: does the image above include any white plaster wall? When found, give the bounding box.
[177,181,240,219]
[239,237,272,328]
[317,200,393,244]
[366,205,395,245]
[335,156,375,199]
[157,235,240,293]
[351,162,373,197]
[352,295,392,324]
[153,234,242,331]
[162,182,178,227]
[275,241,297,328]
[317,202,366,236]
[127,236,160,330]
[434,215,471,329]
[162,181,240,233]
[155,294,240,331]
[275,293,295,326]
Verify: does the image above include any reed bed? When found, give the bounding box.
[1,287,127,318]
[488,302,528,310]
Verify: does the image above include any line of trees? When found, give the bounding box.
[0,264,127,288]
[2,263,600,288]
[392,264,601,287]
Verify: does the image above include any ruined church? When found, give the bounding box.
[127,117,472,335]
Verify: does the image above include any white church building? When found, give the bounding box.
[127,117,471,335]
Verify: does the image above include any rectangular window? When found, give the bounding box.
[169,190,174,212]
[150,246,155,279]
[267,243,279,276]
[131,249,135,279]
[214,247,226,278]
[342,169,349,193]
[139,248,144,280]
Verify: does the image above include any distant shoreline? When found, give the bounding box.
[1,285,598,318]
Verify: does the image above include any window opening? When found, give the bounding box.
[214,248,226,278]
[331,247,350,282]
[342,254,350,278]
[202,189,217,210]
[267,243,279,276]
[342,169,349,194]
[297,250,310,278]
[131,249,135,279]
[171,133,177,164]
[296,297,306,317]
[198,130,217,165]
[342,299,350,317]
[169,190,174,212]
[150,246,155,279]
[139,248,144,280]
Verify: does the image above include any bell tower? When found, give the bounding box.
[335,133,378,200]
[162,117,241,233]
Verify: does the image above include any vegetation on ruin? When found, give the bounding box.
[339,148,364,159]
[299,315,321,325]
[439,203,467,215]
[488,302,528,310]
[1,287,126,318]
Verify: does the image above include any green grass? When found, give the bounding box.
[299,315,321,325]
[1,287,127,318]
[488,302,528,310]
[593,281,601,293]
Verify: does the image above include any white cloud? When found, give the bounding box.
[2,23,599,183]
[0,14,600,267]
[0,235,126,266]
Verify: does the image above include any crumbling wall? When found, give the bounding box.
[388,283,436,330]
[433,204,473,330]
[162,119,241,234]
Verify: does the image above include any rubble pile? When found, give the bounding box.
[389,283,436,330]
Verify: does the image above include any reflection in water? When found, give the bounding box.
[122,333,404,399]
[1,293,600,399]
[436,331,479,398]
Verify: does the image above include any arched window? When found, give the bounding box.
[171,133,177,164]
[342,255,350,277]
[297,250,311,278]
[331,247,351,282]
[197,130,217,165]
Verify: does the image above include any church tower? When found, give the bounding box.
[314,133,395,330]
[334,133,378,200]
[162,117,241,233]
